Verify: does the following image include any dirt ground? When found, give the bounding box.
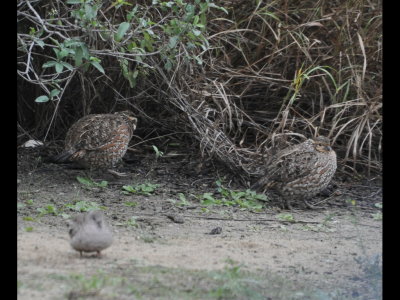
[17,147,382,300]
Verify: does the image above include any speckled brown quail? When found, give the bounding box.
[68,210,113,257]
[251,136,337,209]
[54,111,137,174]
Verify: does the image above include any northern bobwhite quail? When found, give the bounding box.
[68,210,113,257]
[54,111,137,174]
[251,136,337,209]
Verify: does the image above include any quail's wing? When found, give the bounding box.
[66,115,129,151]
[268,148,320,183]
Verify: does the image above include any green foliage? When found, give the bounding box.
[125,216,138,227]
[122,183,159,196]
[76,176,108,188]
[170,193,192,206]
[37,204,59,217]
[276,213,295,223]
[115,22,131,42]
[152,145,164,158]
[65,200,105,212]
[124,201,138,207]
[28,0,226,98]
[198,180,267,211]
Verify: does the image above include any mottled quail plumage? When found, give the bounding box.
[68,210,113,257]
[54,111,137,172]
[251,136,337,209]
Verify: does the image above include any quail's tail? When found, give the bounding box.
[51,150,74,163]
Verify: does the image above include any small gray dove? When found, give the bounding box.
[68,210,114,257]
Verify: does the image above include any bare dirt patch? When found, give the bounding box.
[17,148,382,299]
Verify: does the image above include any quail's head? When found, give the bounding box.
[67,214,85,238]
[313,136,333,153]
[116,111,137,131]
[87,210,106,228]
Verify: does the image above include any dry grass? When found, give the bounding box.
[17,0,382,179]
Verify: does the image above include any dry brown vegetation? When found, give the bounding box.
[17,0,382,179]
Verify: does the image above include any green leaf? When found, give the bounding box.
[122,185,136,193]
[164,60,172,71]
[58,48,69,59]
[66,0,83,4]
[115,22,130,42]
[35,39,45,48]
[74,46,83,66]
[65,201,103,212]
[127,6,138,22]
[55,63,64,73]
[193,15,199,25]
[76,176,92,186]
[90,61,105,74]
[207,3,229,14]
[192,29,202,36]
[80,44,90,60]
[35,95,49,103]
[168,36,179,49]
[97,181,108,188]
[146,28,155,36]
[84,3,98,19]
[42,61,57,68]
[60,61,74,71]
[49,89,60,99]
[276,213,295,222]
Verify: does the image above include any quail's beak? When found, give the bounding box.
[324,145,332,152]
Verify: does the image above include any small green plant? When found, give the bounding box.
[176,193,192,206]
[65,200,105,212]
[276,213,295,223]
[371,212,382,221]
[168,193,192,206]
[152,145,164,158]
[76,176,108,188]
[37,204,60,217]
[124,201,138,207]
[122,183,159,196]
[198,180,266,211]
[25,226,34,232]
[125,216,138,227]
[23,216,36,222]
[26,199,34,205]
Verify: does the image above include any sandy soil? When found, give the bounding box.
[17,148,382,299]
